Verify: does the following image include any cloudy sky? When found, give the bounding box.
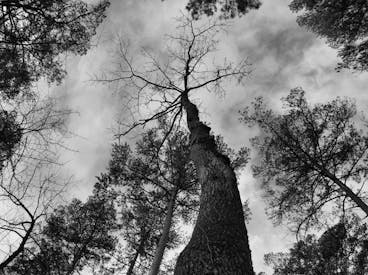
[52,0,368,273]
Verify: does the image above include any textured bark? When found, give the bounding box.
[148,189,177,275]
[174,93,254,274]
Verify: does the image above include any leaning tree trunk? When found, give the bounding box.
[148,188,177,275]
[174,93,254,274]
[318,166,368,216]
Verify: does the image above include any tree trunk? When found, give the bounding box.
[127,250,139,275]
[317,165,368,216]
[149,188,177,275]
[174,93,254,274]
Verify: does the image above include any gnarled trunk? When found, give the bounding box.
[174,93,254,274]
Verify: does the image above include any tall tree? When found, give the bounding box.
[289,0,368,71]
[265,215,368,275]
[99,16,254,274]
[0,0,110,99]
[106,121,249,275]
[241,88,368,233]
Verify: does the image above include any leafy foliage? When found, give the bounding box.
[7,176,117,275]
[0,0,110,98]
[241,88,368,232]
[185,0,261,19]
[215,135,250,172]
[111,124,199,223]
[104,122,199,274]
[289,0,368,71]
[0,0,110,265]
[0,110,22,168]
[117,194,179,274]
[265,216,368,275]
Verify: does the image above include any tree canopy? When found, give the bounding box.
[0,110,22,168]
[0,1,110,268]
[105,122,199,274]
[289,0,368,71]
[242,88,368,233]
[7,176,117,275]
[185,0,261,19]
[0,0,109,99]
[265,216,368,275]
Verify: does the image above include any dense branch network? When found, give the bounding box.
[0,0,109,99]
[0,91,72,271]
[99,16,251,140]
[99,15,255,275]
[242,89,368,234]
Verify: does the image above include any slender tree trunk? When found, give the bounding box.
[127,250,139,275]
[127,228,149,275]
[149,188,177,275]
[174,93,254,274]
[318,166,368,216]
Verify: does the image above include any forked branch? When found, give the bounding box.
[97,15,251,139]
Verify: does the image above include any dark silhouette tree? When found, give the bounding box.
[99,16,254,274]
[0,0,110,268]
[241,88,368,233]
[0,98,71,271]
[265,215,368,275]
[289,0,368,72]
[0,110,22,169]
[6,175,117,275]
[0,179,45,272]
[0,0,110,99]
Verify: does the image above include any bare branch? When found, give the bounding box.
[97,15,250,138]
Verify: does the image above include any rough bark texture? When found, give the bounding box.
[174,93,254,274]
[149,189,177,275]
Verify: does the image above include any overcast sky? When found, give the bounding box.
[53,0,368,273]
